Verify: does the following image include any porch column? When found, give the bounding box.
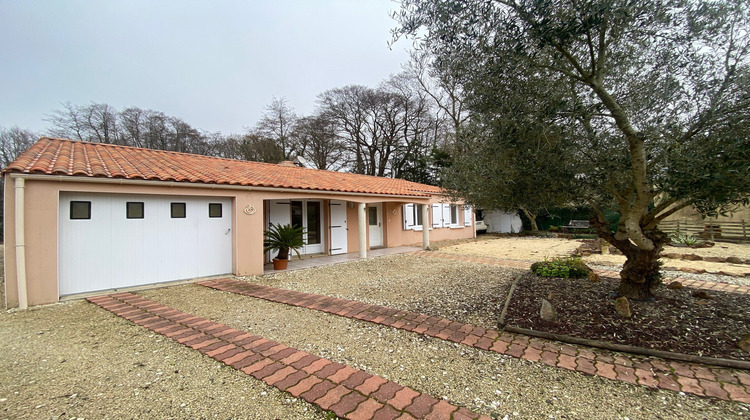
[421,202,430,250]
[358,202,367,258]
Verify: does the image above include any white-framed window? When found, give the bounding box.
[403,204,425,230]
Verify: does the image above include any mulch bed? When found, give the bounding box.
[504,273,750,361]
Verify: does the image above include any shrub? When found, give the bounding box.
[669,233,703,247]
[531,257,590,278]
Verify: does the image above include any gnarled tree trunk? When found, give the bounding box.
[590,216,667,300]
[520,206,539,232]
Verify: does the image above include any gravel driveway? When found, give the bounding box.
[2,253,747,419]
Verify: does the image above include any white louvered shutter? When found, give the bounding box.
[403,204,415,230]
[442,203,451,227]
[432,204,442,228]
[464,205,472,226]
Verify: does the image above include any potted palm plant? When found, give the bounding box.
[263,223,305,270]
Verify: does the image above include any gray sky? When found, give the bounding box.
[0,0,411,135]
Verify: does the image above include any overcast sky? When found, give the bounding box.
[0,0,411,135]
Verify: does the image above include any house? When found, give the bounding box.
[3,138,475,308]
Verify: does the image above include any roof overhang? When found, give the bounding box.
[8,173,438,201]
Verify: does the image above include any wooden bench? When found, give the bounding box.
[562,219,591,232]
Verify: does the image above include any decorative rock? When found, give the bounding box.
[667,281,683,290]
[540,299,557,322]
[681,268,706,274]
[738,334,750,353]
[614,297,631,318]
[691,290,712,299]
[726,256,742,264]
[588,271,601,283]
[703,256,726,263]
[682,254,703,261]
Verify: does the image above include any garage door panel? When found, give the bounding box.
[59,193,233,296]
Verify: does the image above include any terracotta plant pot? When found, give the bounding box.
[272,258,289,270]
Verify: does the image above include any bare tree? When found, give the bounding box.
[219,133,284,163]
[255,97,298,160]
[0,126,37,167]
[292,114,345,170]
[46,102,119,144]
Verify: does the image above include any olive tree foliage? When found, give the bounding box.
[395,0,750,299]
[442,65,580,231]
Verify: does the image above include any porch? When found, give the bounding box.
[263,246,420,275]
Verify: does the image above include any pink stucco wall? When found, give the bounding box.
[3,174,474,308]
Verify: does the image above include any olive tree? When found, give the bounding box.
[396,0,750,299]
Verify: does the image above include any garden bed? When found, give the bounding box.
[503,273,750,361]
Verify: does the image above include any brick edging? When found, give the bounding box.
[413,251,750,294]
[199,279,750,404]
[87,293,489,420]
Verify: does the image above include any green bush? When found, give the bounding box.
[669,233,703,246]
[530,257,590,278]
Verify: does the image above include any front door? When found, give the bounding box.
[291,200,324,254]
[368,203,383,248]
[329,200,347,255]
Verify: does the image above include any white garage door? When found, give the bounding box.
[59,193,233,296]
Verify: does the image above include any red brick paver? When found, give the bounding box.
[200,277,750,404]
[87,292,483,419]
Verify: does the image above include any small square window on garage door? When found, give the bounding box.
[208,203,222,218]
[171,202,186,218]
[126,202,144,219]
[70,201,91,220]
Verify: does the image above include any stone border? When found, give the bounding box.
[199,278,750,403]
[87,292,489,420]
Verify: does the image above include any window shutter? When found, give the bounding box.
[403,204,414,230]
[432,204,442,228]
[464,205,472,226]
[442,203,451,227]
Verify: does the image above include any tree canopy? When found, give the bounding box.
[395,0,750,298]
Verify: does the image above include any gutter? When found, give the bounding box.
[8,173,434,202]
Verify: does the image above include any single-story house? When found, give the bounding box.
[3,138,475,308]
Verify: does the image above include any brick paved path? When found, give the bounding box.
[87,292,489,420]
[412,251,750,294]
[199,278,750,404]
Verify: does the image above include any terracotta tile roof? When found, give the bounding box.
[3,138,442,197]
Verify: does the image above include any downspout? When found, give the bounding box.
[358,203,367,258]
[14,177,28,309]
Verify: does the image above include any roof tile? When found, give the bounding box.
[3,138,441,197]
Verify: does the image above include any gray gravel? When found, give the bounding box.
[143,282,749,419]
[249,254,519,330]
[1,253,748,419]
[0,301,327,419]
